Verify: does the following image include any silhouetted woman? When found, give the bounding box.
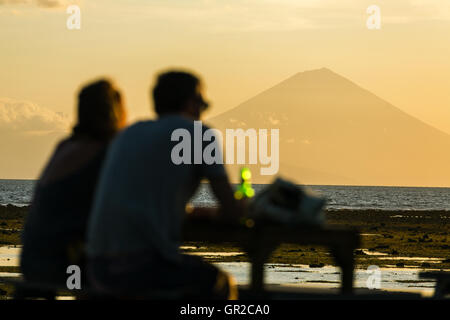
[20,79,127,288]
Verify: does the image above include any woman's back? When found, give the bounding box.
[20,137,108,284]
[19,79,126,285]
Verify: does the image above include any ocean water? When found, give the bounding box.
[1,179,450,210]
[191,184,450,211]
[0,180,36,207]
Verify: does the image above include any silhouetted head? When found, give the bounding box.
[73,79,127,141]
[152,70,209,120]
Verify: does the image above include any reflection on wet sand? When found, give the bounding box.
[0,245,444,297]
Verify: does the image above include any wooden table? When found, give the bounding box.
[420,272,450,298]
[183,218,361,296]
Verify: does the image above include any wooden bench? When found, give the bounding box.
[183,218,361,297]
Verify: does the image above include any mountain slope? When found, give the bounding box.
[208,68,450,186]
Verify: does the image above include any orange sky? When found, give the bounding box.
[1,0,450,180]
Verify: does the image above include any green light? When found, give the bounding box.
[245,188,255,197]
[241,168,252,181]
[235,167,255,199]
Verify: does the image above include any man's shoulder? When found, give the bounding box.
[125,116,195,131]
[119,117,218,141]
[115,120,154,138]
[126,120,154,131]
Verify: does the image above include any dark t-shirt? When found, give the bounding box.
[86,115,226,262]
[20,138,107,283]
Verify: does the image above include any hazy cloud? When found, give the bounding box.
[0,0,71,8]
[128,0,450,33]
[0,97,70,134]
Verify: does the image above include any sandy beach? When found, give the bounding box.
[1,205,449,298]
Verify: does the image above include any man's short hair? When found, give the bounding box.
[152,71,200,115]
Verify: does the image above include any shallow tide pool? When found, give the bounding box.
[0,245,441,296]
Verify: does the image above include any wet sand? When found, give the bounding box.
[182,209,450,270]
[1,205,449,269]
[1,205,449,298]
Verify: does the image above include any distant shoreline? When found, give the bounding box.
[2,179,450,188]
[2,203,450,217]
[3,182,450,212]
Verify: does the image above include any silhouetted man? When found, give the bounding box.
[86,70,241,299]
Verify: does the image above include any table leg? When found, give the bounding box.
[332,246,355,295]
[246,234,278,298]
[250,253,265,295]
